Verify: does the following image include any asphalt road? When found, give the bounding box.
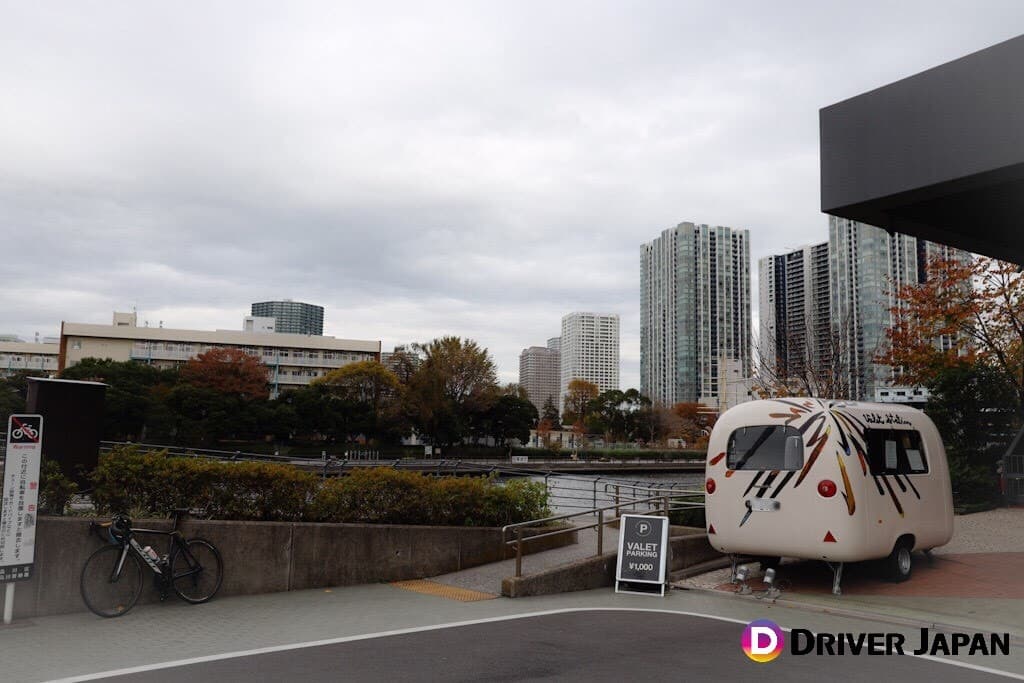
[90,610,1013,682]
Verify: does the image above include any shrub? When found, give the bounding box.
[948,453,999,512]
[92,446,318,520]
[486,478,550,525]
[668,496,706,528]
[93,447,549,526]
[426,475,491,526]
[311,469,432,524]
[39,459,79,515]
[310,469,549,526]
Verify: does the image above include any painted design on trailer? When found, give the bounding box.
[710,399,919,528]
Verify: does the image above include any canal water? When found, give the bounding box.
[529,472,705,516]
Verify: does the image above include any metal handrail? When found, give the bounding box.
[501,491,704,577]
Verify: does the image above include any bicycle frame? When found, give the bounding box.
[97,518,204,587]
[83,511,221,618]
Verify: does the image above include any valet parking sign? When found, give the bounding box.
[615,514,669,596]
[0,415,43,583]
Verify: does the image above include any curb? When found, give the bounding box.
[673,583,1024,646]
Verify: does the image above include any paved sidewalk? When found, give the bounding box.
[431,509,1024,640]
[681,508,1024,638]
[429,521,618,595]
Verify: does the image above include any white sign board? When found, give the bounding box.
[511,455,529,464]
[615,514,670,596]
[0,415,43,582]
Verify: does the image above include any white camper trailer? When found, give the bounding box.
[704,399,953,594]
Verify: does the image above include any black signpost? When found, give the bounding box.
[615,514,670,596]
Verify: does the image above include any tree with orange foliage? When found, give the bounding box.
[535,417,555,446]
[179,347,270,401]
[881,255,1024,411]
[562,379,599,426]
[670,401,716,445]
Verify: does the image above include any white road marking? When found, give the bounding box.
[46,607,1024,682]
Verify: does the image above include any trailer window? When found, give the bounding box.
[865,429,928,475]
[726,425,803,471]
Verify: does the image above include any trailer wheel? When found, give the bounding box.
[884,539,913,582]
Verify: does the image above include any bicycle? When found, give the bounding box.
[80,508,224,618]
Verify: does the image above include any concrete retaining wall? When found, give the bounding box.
[10,517,575,618]
[501,530,720,598]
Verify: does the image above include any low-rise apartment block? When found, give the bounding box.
[0,341,60,377]
[60,312,380,397]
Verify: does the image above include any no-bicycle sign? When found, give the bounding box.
[0,415,43,583]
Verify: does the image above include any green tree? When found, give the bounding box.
[924,359,1017,506]
[586,389,651,442]
[405,337,498,448]
[501,383,530,400]
[165,384,240,446]
[0,371,46,430]
[315,361,402,442]
[540,395,560,427]
[275,385,338,441]
[618,389,651,442]
[60,358,176,441]
[385,346,422,385]
[480,394,538,447]
[265,392,299,442]
[634,402,679,445]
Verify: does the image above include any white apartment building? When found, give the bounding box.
[60,312,380,398]
[559,313,619,410]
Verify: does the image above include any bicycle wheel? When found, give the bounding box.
[80,544,144,618]
[170,538,223,604]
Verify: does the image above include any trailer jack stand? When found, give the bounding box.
[826,561,844,596]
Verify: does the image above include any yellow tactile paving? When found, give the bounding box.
[390,579,498,602]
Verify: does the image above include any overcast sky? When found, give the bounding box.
[1,2,1022,387]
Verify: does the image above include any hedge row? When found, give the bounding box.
[312,470,549,527]
[91,446,549,526]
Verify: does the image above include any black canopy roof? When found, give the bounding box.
[820,34,1024,265]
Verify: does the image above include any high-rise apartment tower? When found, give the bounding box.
[519,344,561,415]
[641,222,751,405]
[758,243,830,389]
[829,217,975,400]
[251,300,324,336]
[559,313,619,410]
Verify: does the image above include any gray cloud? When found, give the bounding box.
[2,2,1022,386]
